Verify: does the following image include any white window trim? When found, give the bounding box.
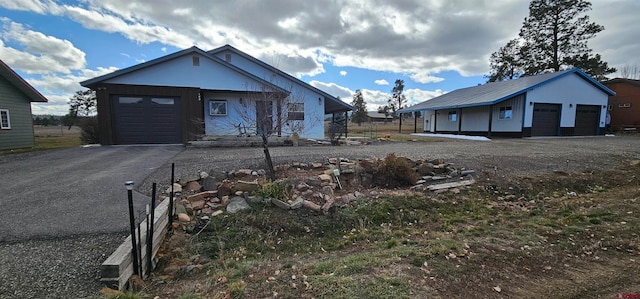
[209,100,227,116]
[0,109,10,129]
[447,111,457,122]
[287,103,305,120]
[498,106,513,120]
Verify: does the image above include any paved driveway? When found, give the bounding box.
[0,145,183,298]
[0,145,183,242]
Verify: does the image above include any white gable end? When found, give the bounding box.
[105,54,266,92]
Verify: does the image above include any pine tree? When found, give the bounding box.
[487,39,524,82]
[350,89,368,126]
[488,0,615,81]
[388,79,406,133]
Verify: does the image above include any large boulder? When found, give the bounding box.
[226,197,250,213]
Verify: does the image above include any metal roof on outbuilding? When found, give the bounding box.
[399,68,615,113]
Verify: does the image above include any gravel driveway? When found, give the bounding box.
[1,136,639,298]
[142,136,640,195]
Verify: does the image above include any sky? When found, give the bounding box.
[1,0,638,116]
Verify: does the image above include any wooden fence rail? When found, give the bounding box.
[101,197,171,290]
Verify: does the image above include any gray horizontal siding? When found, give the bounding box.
[0,76,35,150]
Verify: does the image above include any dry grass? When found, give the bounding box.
[0,126,81,155]
[141,160,640,299]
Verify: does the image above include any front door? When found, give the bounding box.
[256,101,273,136]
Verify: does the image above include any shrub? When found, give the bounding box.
[372,153,419,188]
[77,116,100,144]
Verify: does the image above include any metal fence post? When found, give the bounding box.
[125,181,139,276]
[169,163,175,231]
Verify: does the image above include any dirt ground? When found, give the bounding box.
[136,136,640,299]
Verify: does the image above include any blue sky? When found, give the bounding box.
[0,0,638,115]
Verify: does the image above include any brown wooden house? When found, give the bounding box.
[603,78,640,130]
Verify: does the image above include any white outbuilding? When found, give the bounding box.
[399,68,615,137]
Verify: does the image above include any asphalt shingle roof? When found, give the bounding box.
[399,68,614,113]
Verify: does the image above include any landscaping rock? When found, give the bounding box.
[217,180,232,197]
[186,191,217,202]
[236,169,253,177]
[318,174,333,183]
[271,198,291,210]
[235,180,260,192]
[185,181,202,192]
[190,200,205,210]
[166,183,183,194]
[302,200,322,212]
[177,213,191,222]
[179,175,200,185]
[461,170,476,176]
[226,197,250,213]
[290,197,304,209]
[199,171,209,179]
[201,176,219,191]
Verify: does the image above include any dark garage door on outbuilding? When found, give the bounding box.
[574,105,600,136]
[532,103,561,136]
[112,96,182,144]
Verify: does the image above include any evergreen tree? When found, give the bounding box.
[350,89,368,126]
[388,79,406,116]
[488,0,615,81]
[388,79,406,133]
[488,39,524,82]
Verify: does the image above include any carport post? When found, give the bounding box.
[125,181,140,276]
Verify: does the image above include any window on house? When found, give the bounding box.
[118,97,143,104]
[288,103,304,120]
[0,109,10,129]
[608,104,613,111]
[499,106,513,120]
[619,103,631,108]
[192,56,200,66]
[448,111,457,122]
[151,98,175,105]
[209,100,227,116]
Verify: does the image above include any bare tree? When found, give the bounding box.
[232,80,320,180]
[619,64,640,79]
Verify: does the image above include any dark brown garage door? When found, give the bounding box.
[532,103,561,136]
[574,105,600,136]
[112,96,181,144]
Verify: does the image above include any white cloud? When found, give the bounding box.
[374,79,389,85]
[0,20,86,73]
[409,72,445,84]
[309,80,352,100]
[310,80,443,111]
[339,70,347,76]
[2,0,635,79]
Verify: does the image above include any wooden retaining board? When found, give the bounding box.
[101,197,171,290]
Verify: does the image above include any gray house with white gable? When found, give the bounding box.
[399,68,615,137]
